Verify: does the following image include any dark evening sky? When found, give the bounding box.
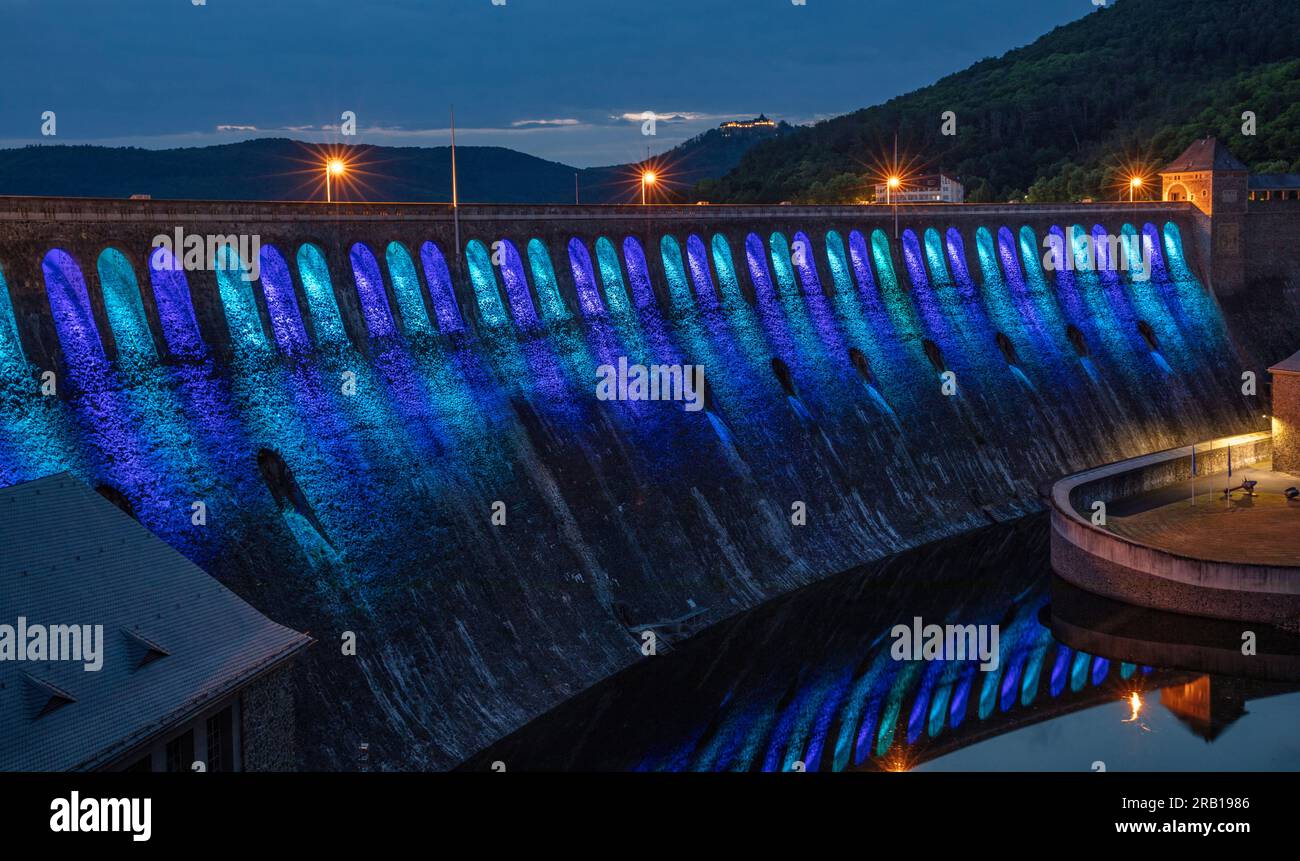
[0,0,1094,166]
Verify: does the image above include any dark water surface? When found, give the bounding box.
[463,514,1300,772]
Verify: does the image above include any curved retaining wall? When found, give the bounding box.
[1050,432,1300,627]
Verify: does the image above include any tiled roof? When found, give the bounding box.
[0,473,312,771]
[1159,137,1248,173]
[1269,349,1300,376]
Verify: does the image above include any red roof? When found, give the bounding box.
[1159,137,1248,173]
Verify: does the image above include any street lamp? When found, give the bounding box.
[326,158,347,203]
[1129,176,1143,203]
[641,170,657,206]
[887,175,902,238]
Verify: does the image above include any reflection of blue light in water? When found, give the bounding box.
[44,249,107,378]
[213,245,268,353]
[875,664,920,757]
[685,234,718,311]
[386,241,435,337]
[97,248,157,368]
[1070,650,1091,693]
[147,248,204,360]
[831,650,892,771]
[296,243,348,347]
[621,237,656,309]
[660,235,693,311]
[949,665,976,730]
[418,241,464,333]
[527,238,569,322]
[257,244,310,355]
[928,682,953,738]
[1050,646,1071,697]
[594,237,631,314]
[1020,642,1049,706]
[568,237,605,317]
[977,658,1004,720]
[1000,651,1026,712]
[710,234,744,306]
[465,240,508,328]
[350,242,397,338]
[496,239,538,326]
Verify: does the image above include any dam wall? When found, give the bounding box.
[0,196,1262,769]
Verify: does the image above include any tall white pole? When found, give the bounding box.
[451,105,462,285]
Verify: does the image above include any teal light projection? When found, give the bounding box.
[386,241,434,337]
[96,248,157,368]
[296,243,347,347]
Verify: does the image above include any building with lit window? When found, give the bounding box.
[873,173,965,203]
[0,473,312,772]
[1249,174,1300,202]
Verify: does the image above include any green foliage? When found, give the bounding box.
[700,0,1300,204]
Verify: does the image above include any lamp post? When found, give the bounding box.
[642,170,656,206]
[325,158,346,203]
[1129,176,1143,203]
[887,175,901,238]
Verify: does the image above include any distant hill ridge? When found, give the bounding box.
[698,0,1300,204]
[0,118,792,205]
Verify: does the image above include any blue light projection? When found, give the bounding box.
[418,241,464,333]
[43,249,107,376]
[148,247,205,359]
[744,233,776,305]
[464,240,508,328]
[349,242,397,339]
[594,237,631,314]
[684,234,718,311]
[258,244,310,355]
[791,231,822,295]
[97,248,157,368]
[295,243,348,348]
[385,241,435,337]
[659,235,693,311]
[710,234,744,307]
[767,232,798,297]
[568,237,605,317]
[3,217,1258,774]
[527,238,569,322]
[621,237,656,309]
[214,244,269,353]
[495,239,538,326]
[824,231,853,294]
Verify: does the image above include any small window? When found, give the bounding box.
[165,730,194,772]
[206,707,235,772]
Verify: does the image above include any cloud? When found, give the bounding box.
[510,118,582,129]
[611,111,748,125]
